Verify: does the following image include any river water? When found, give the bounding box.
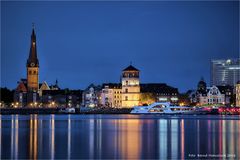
[0,114,239,159]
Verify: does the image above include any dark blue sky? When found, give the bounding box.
[1,1,239,92]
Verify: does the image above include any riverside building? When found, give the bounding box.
[193,79,231,106]
[14,26,40,107]
[121,65,140,108]
[211,59,240,86]
[236,81,240,107]
[89,65,179,108]
[100,83,122,108]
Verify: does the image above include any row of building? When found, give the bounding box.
[188,78,238,106]
[82,82,179,108]
[13,26,179,108]
[12,26,240,108]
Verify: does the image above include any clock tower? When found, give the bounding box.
[27,26,39,92]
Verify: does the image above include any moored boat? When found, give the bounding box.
[59,107,76,113]
[130,102,195,114]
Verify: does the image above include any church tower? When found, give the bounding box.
[121,65,140,108]
[27,25,39,92]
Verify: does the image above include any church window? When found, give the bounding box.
[125,96,128,101]
[125,88,128,93]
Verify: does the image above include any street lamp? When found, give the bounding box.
[51,101,55,108]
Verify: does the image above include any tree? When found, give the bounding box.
[140,93,155,105]
[0,87,14,104]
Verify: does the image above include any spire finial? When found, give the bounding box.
[32,22,35,29]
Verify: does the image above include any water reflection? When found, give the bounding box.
[180,119,184,160]
[50,115,55,159]
[0,115,1,158]
[29,114,39,159]
[1,115,240,159]
[11,115,18,159]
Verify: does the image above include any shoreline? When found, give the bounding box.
[0,108,132,115]
[0,108,239,115]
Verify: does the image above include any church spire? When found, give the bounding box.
[27,23,39,67]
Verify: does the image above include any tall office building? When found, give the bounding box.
[211,59,240,86]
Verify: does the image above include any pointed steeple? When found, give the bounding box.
[27,23,39,67]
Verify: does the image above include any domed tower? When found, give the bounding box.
[27,25,39,92]
[121,65,140,108]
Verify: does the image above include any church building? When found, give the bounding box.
[14,26,41,107]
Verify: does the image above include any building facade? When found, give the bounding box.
[198,86,225,106]
[121,65,140,108]
[211,59,240,86]
[140,83,179,105]
[14,79,28,107]
[236,81,240,107]
[100,83,122,108]
[82,84,101,107]
[217,85,234,105]
[41,89,82,108]
[194,78,233,106]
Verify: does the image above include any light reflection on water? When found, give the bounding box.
[0,114,239,159]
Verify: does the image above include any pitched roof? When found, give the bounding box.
[140,83,178,94]
[16,81,27,92]
[39,81,50,90]
[102,83,122,89]
[122,65,139,71]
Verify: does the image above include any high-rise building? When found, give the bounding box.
[27,26,39,92]
[211,59,240,86]
[121,65,140,108]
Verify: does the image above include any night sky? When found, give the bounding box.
[1,1,239,92]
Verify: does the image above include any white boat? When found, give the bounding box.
[130,102,195,114]
[59,107,76,113]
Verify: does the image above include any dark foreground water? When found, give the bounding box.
[0,114,240,159]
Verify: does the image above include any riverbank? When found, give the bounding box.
[0,108,239,115]
[0,108,132,114]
